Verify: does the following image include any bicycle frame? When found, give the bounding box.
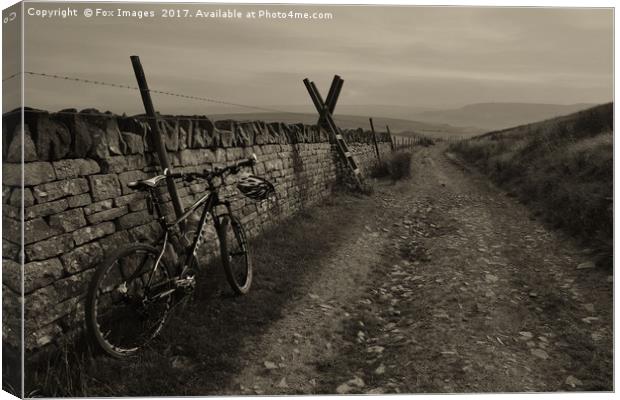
[143,184,233,290]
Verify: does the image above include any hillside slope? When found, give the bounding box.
[415,102,596,131]
[449,103,613,263]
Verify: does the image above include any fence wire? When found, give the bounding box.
[3,70,397,132]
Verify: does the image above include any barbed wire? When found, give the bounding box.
[3,70,394,131]
[2,72,21,82]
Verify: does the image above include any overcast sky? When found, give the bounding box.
[6,3,613,115]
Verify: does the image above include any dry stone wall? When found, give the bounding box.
[2,108,392,352]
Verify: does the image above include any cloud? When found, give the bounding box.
[17,4,612,114]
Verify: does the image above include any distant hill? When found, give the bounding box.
[412,102,597,131]
[208,112,480,139]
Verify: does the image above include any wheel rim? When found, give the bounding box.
[92,249,171,355]
[224,219,250,288]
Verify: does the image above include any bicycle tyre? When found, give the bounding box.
[217,214,253,295]
[85,244,173,357]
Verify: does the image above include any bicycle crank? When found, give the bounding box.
[174,274,196,294]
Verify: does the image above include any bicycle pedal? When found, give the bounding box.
[175,275,196,292]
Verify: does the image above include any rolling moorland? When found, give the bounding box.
[208,112,479,139]
[210,102,597,141]
[258,103,596,132]
[412,102,596,131]
[449,103,613,264]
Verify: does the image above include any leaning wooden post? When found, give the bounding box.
[369,118,382,164]
[386,125,394,151]
[130,56,185,220]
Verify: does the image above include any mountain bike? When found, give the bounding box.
[85,155,274,357]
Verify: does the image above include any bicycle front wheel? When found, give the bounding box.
[218,214,253,295]
[85,244,173,357]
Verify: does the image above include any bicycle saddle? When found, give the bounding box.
[127,175,166,190]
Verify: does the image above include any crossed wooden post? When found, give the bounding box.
[303,75,364,190]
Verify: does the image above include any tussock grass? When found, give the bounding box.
[450,103,613,263]
[387,152,413,181]
[370,151,413,182]
[370,151,413,181]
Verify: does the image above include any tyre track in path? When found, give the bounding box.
[221,144,612,394]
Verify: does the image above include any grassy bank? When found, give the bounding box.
[449,103,613,262]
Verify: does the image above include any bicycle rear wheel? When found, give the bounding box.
[85,244,173,357]
[218,214,253,295]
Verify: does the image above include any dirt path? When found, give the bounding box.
[219,144,613,394]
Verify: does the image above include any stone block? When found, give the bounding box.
[32,178,88,203]
[99,231,131,255]
[60,242,103,274]
[34,114,72,160]
[25,234,74,262]
[2,259,22,293]
[53,269,94,301]
[49,208,87,233]
[22,258,64,293]
[84,199,114,215]
[120,131,144,154]
[67,193,91,208]
[55,111,92,158]
[2,203,19,219]
[214,148,226,163]
[3,162,56,186]
[116,210,151,230]
[190,118,216,148]
[25,322,62,351]
[24,285,58,323]
[104,118,124,156]
[226,147,244,161]
[72,221,115,246]
[220,130,234,147]
[177,121,188,150]
[25,198,68,219]
[86,206,128,224]
[128,221,163,243]
[117,170,148,194]
[76,111,110,159]
[235,123,253,147]
[53,159,100,179]
[22,217,63,244]
[108,154,146,172]
[3,238,20,261]
[6,124,38,162]
[9,187,34,207]
[114,192,145,208]
[178,149,198,166]
[160,120,179,151]
[89,174,121,201]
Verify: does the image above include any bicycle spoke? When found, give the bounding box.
[88,246,173,357]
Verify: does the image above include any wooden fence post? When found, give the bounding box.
[369,118,382,164]
[386,125,394,151]
[130,56,185,220]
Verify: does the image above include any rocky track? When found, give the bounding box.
[221,144,613,394]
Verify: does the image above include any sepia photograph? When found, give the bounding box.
[1,0,614,397]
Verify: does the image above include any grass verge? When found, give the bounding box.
[449,103,612,264]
